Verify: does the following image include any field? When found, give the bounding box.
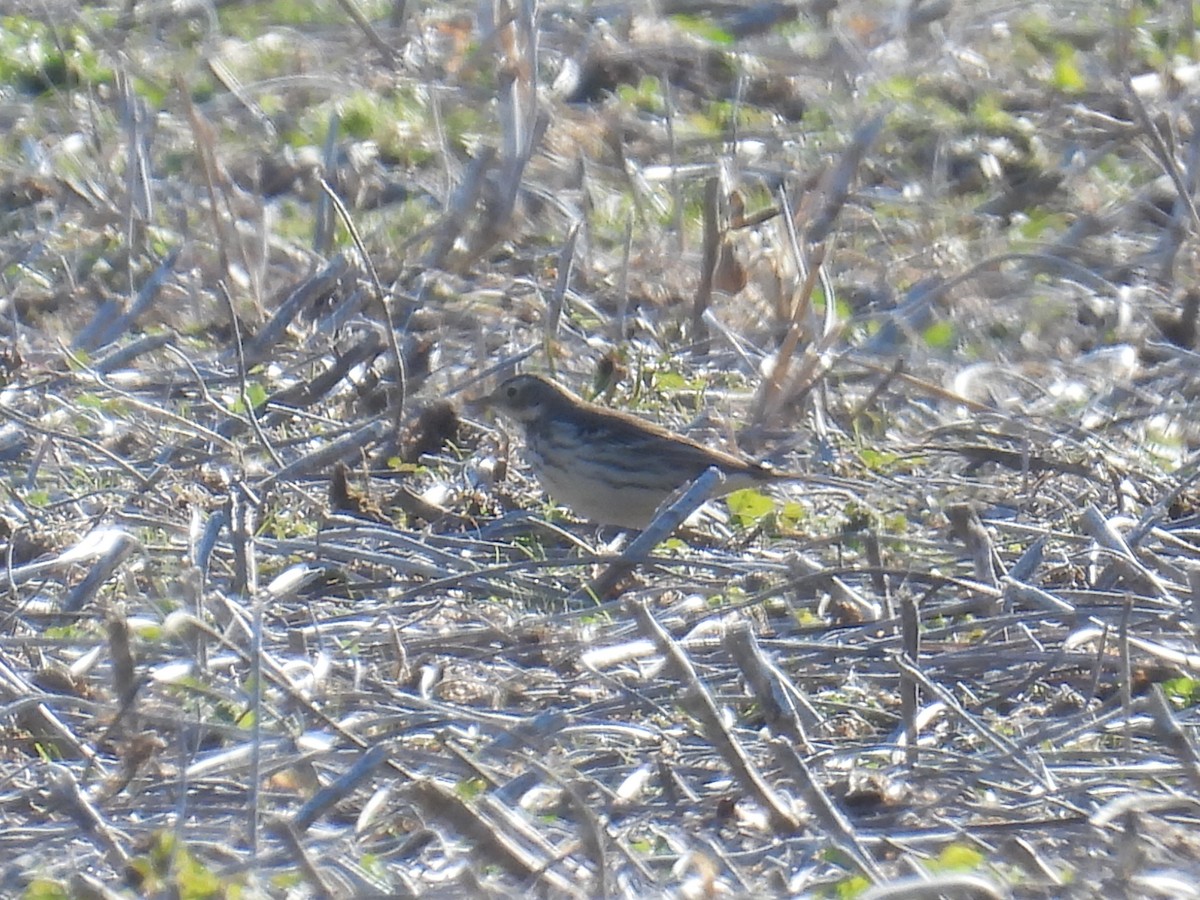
[2,0,1200,896]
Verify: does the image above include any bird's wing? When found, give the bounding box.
[579,408,762,476]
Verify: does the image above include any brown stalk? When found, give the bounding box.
[722,621,815,754]
[628,598,801,833]
[178,73,253,302]
[768,738,884,883]
[692,174,720,354]
[408,778,582,896]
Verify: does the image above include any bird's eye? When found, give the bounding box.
[506,386,518,398]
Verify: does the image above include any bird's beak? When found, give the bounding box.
[471,384,506,417]
[477,386,500,411]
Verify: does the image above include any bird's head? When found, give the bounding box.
[484,374,572,424]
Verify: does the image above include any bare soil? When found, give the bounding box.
[1,1,1199,897]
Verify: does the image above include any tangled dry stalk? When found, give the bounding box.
[1,0,1200,896]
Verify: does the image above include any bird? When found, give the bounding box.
[483,373,789,528]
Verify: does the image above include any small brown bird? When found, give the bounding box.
[485,373,785,528]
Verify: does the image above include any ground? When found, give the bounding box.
[1,0,1199,897]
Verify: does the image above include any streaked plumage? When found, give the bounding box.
[485,374,780,528]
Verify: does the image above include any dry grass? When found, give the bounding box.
[1,0,1200,896]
